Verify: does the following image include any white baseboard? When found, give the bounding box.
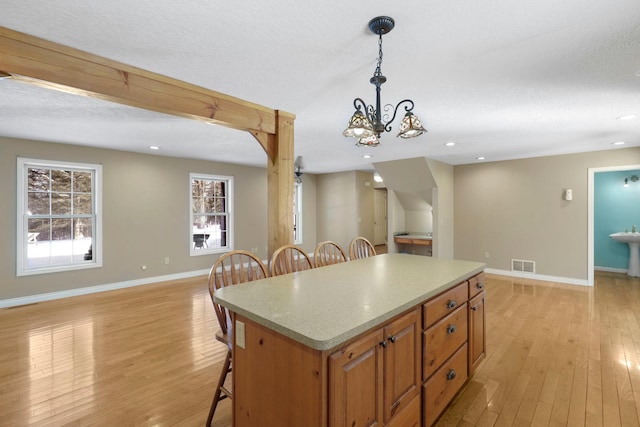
[594,266,627,274]
[484,268,590,287]
[0,269,210,309]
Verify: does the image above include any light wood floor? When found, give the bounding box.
[0,271,638,426]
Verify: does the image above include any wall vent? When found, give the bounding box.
[511,259,535,273]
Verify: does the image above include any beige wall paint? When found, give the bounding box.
[315,171,357,251]
[315,171,375,252]
[1,137,275,300]
[356,171,375,242]
[454,147,640,280]
[427,159,454,259]
[298,173,317,254]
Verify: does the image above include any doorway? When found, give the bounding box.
[588,163,640,286]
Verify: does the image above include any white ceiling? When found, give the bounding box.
[1,0,639,173]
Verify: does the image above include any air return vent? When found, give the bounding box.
[511,259,535,273]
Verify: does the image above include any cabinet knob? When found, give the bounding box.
[447,369,457,381]
[446,325,457,334]
[388,335,396,343]
[447,300,457,309]
[471,305,479,311]
[379,340,387,348]
[477,282,484,289]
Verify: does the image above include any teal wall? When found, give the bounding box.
[594,170,640,269]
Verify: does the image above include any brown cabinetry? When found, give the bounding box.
[329,309,420,427]
[468,291,486,374]
[421,273,486,426]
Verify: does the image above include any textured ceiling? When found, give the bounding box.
[1,0,639,173]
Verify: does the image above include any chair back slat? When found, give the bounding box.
[314,241,348,267]
[349,236,377,260]
[270,244,314,276]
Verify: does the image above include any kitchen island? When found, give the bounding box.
[214,253,486,426]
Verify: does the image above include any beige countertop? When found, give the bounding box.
[214,253,485,351]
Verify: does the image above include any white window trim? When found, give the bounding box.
[189,173,234,256]
[17,158,103,276]
[294,181,302,245]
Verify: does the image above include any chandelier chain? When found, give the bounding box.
[375,34,383,78]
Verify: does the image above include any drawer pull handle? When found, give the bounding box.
[388,335,396,343]
[447,369,456,380]
[380,340,387,348]
[447,300,457,309]
[476,282,484,289]
[446,325,457,334]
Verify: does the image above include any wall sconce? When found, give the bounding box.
[624,175,639,187]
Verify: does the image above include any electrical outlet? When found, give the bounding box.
[484,252,490,259]
[236,320,246,349]
[141,265,147,270]
[164,257,170,265]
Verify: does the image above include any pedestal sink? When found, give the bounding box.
[609,232,640,277]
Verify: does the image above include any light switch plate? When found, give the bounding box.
[236,320,246,349]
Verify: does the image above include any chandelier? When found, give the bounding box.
[343,16,426,147]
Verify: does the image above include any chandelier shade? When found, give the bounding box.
[343,16,426,146]
[343,110,374,138]
[356,134,381,147]
[397,112,427,139]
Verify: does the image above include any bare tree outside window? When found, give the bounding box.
[18,159,101,275]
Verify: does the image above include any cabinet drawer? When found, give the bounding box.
[468,273,486,298]
[423,343,468,427]
[423,304,467,380]
[423,282,468,329]
[384,393,420,427]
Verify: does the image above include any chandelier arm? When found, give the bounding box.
[383,99,415,132]
[352,98,368,112]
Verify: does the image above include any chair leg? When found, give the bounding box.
[206,349,232,426]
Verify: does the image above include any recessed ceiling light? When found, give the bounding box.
[476,156,485,160]
[445,141,456,147]
[617,114,637,120]
[612,141,626,145]
[149,146,160,150]
[363,154,372,159]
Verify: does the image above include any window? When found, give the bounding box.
[190,173,234,255]
[293,182,302,244]
[17,158,102,276]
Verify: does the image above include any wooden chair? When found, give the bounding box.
[349,236,377,260]
[206,250,268,427]
[270,244,314,276]
[314,241,347,267]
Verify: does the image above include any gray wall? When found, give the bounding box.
[454,147,640,280]
[316,171,375,252]
[1,137,300,300]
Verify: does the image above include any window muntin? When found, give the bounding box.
[17,159,102,276]
[190,173,234,255]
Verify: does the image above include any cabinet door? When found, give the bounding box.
[468,291,486,374]
[383,309,421,423]
[330,329,384,427]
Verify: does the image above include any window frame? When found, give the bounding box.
[293,181,302,245]
[189,173,234,256]
[16,158,103,276]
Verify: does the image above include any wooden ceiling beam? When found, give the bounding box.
[0,26,294,255]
